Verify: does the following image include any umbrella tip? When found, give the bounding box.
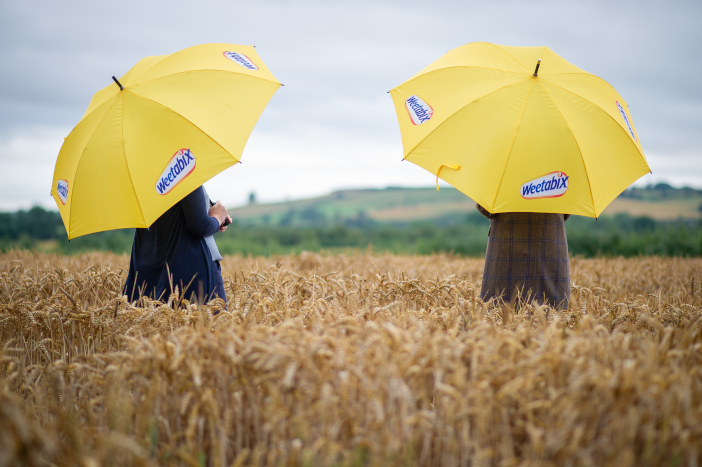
[112,76,124,90]
[533,58,542,77]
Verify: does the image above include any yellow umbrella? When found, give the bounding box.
[390,42,650,218]
[51,43,280,239]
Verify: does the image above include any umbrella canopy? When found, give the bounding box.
[390,42,650,218]
[51,43,280,239]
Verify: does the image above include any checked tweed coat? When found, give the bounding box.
[477,204,571,309]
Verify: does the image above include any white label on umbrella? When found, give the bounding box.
[223,51,259,70]
[57,180,69,205]
[521,171,569,199]
[156,148,197,195]
[616,101,637,141]
[405,95,433,125]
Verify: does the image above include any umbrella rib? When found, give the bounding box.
[122,55,171,86]
[488,43,530,74]
[73,94,121,142]
[129,68,281,88]
[491,79,535,211]
[120,92,146,227]
[403,77,531,158]
[399,65,526,87]
[127,90,239,166]
[538,81,597,217]
[67,97,123,239]
[540,73,629,105]
[539,77,645,158]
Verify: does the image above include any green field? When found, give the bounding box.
[2,183,701,257]
[231,183,702,227]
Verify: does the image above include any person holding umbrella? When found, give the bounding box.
[50,43,281,306]
[476,204,571,309]
[123,185,232,304]
[389,42,650,310]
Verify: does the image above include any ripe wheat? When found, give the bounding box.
[1,250,701,466]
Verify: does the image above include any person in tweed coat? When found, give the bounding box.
[477,204,571,309]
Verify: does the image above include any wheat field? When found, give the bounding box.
[1,250,701,466]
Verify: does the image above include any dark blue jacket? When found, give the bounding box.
[123,186,220,303]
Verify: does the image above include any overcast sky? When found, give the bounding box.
[1,0,700,210]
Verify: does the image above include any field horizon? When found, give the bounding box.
[229,183,702,226]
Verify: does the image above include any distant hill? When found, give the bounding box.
[230,183,702,227]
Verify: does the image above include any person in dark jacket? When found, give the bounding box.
[123,185,230,305]
[477,204,570,310]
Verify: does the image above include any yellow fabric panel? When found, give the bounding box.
[541,80,650,217]
[404,42,530,82]
[129,71,280,161]
[52,97,117,230]
[119,55,168,85]
[130,44,279,86]
[488,44,544,74]
[498,45,587,75]
[542,73,644,154]
[390,67,528,158]
[405,79,534,210]
[121,91,236,228]
[82,86,118,120]
[69,96,145,238]
[493,79,594,216]
[81,56,168,119]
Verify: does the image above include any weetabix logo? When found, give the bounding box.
[57,180,69,205]
[155,149,196,195]
[616,101,637,142]
[405,95,433,125]
[521,171,569,199]
[223,51,259,70]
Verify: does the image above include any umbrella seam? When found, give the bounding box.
[125,91,240,190]
[125,44,259,84]
[127,68,281,90]
[540,77,645,157]
[491,79,535,212]
[537,81,597,218]
[120,92,147,228]
[402,77,532,158]
[80,89,119,122]
[67,96,123,239]
[398,66,527,87]
[127,93,239,156]
[69,95,121,150]
[122,55,171,86]
[539,72,622,94]
[489,43,530,73]
[539,79,648,217]
[57,96,115,191]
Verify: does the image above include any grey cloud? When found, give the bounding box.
[0,0,700,209]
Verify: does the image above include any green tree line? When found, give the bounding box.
[1,206,701,257]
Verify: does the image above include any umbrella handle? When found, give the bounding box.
[209,199,231,226]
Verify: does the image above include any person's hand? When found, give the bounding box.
[219,215,232,232]
[208,201,228,226]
